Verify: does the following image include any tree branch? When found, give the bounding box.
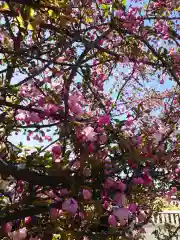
[14,122,60,129]
[0,202,62,224]
[0,158,71,187]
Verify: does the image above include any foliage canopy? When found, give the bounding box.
[0,0,179,239]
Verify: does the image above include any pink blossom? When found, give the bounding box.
[3,222,12,234]
[15,112,26,121]
[113,193,126,206]
[56,56,65,63]
[103,200,109,210]
[131,163,137,169]
[88,143,94,152]
[143,174,152,185]
[59,188,69,196]
[79,212,85,219]
[83,189,92,200]
[169,48,175,55]
[173,99,177,105]
[104,178,115,189]
[69,93,84,117]
[98,114,110,126]
[69,93,79,103]
[44,104,59,115]
[160,79,164,84]
[163,34,169,40]
[99,134,107,143]
[62,198,78,214]
[137,136,142,144]
[166,191,173,198]
[83,237,89,240]
[51,144,61,155]
[133,177,144,184]
[108,214,117,227]
[113,207,129,224]
[83,126,96,141]
[126,116,133,126]
[171,187,177,193]
[115,10,124,18]
[71,161,80,170]
[29,112,41,123]
[98,39,104,46]
[10,228,27,240]
[139,227,146,233]
[43,77,51,83]
[70,102,83,116]
[45,136,52,141]
[24,216,31,224]
[154,131,163,143]
[123,56,129,63]
[96,127,103,133]
[129,203,137,213]
[45,190,56,199]
[53,157,61,163]
[138,210,146,222]
[50,208,60,220]
[116,181,126,192]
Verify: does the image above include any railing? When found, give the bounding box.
[144,211,180,240]
[151,211,180,225]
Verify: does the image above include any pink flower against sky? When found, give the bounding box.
[44,103,59,115]
[51,144,61,156]
[68,92,85,117]
[82,126,97,141]
[15,111,26,121]
[98,114,111,126]
[29,112,41,123]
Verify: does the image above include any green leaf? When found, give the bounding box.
[122,0,126,7]
[48,9,53,17]
[27,23,34,30]
[29,8,35,18]
[85,16,93,23]
[17,15,25,28]
[137,104,141,113]
[1,2,9,10]
[174,6,180,11]
[4,37,9,45]
[35,146,42,151]
[114,119,121,124]
[44,152,52,160]
[53,234,61,240]
[101,4,110,10]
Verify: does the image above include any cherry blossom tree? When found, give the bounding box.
[0,0,179,239]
